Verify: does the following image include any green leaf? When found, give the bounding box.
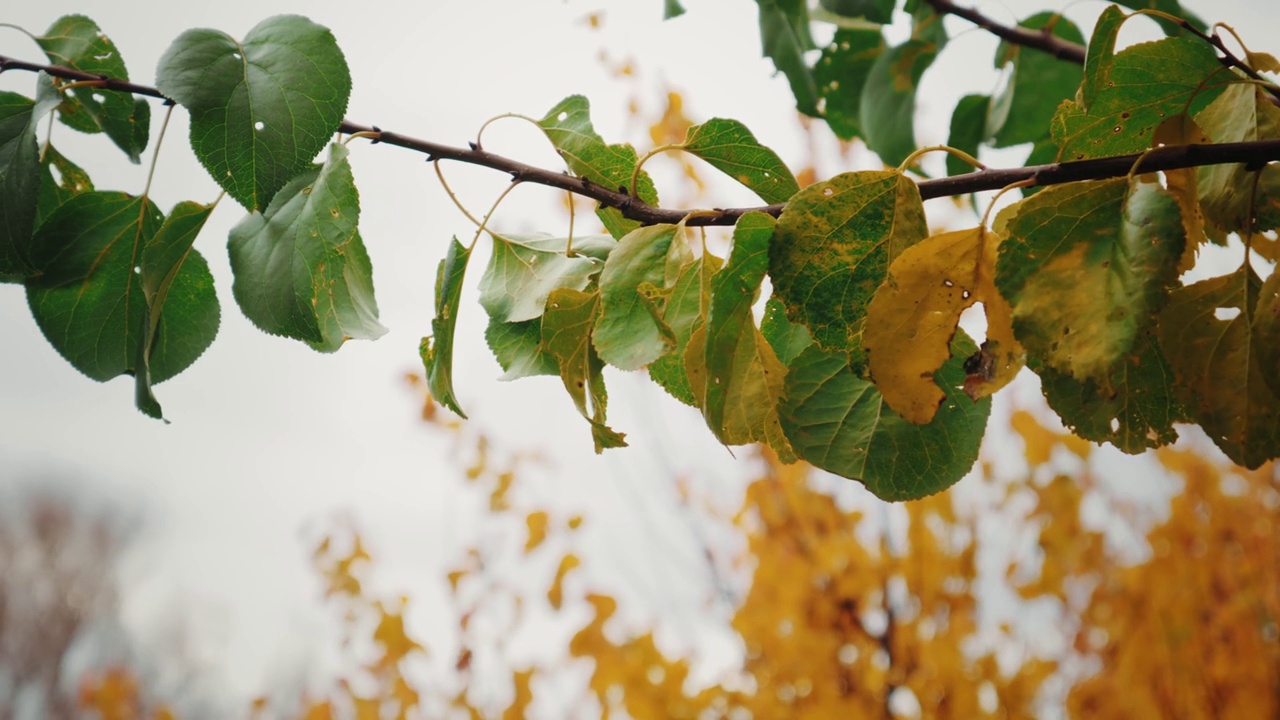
[859,39,939,167]
[663,0,687,19]
[485,317,560,381]
[1158,266,1280,469]
[815,28,885,141]
[228,142,386,352]
[755,0,820,116]
[1195,83,1280,236]
[761,296,813,365]
[997,179,1184,382]
[769,169,927,355]
[156,14,351,210]
[681,118,800,204]
[36,144,95,229]
[819,0,894,23]
[0,87,60,281]
[649,252,721,406]
[778,332,991,501]
[421,238,472,418]
[135,201,219,419]
[36,15,150,162]
[1036,331,1184,453]
[987,13,1084,148]
[1051,6,1227,161]
[946,94,989,177]
[593,223,685,370]
[701,212,792,456]
[1256,270,1280,398]
[478,233,614,323]
[542,288,628,452]
[537,96,659,238]
[26,192,219,391]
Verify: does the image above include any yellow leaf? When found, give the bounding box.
[503,670,535,720]
[865,227,1021,422]
[524,511,550,553]
[299,701,334,720]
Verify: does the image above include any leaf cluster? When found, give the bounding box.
[3,1,1279,499]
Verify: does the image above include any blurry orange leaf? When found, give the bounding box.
[373,600,425,670]
[503,669,535,720]
[548,553,581,610]
[525,511,550,553]
[299,701,334,720]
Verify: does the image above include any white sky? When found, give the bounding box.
[0,0,1271,708]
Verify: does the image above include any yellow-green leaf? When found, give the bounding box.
[542,287,627,452]
[996,178,1183,382]
[769,169,927,356]
[1158,266,1280,468]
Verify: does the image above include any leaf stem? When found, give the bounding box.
[898,144,985,174]
[474,112,538,149]
[631,143,681,197]
[142,103,175,200]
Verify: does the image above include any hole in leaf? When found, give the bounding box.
[65,89,76,97]
[1215,307,1241,321]
[92,93,107,104]
[93,52,113,61]
[943,279,954,287]
[822,187,834,198]
[1113,125,1122,133]
[48,165,64,186]
[838,644,858,665]
[1110,417,1120,432]
[232,52,242,60]
[132,266,141,274]
[557,111,568,121]
[254,121,265,131]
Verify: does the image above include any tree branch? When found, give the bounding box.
[923,0,1086,64]
[6,54,1280,227]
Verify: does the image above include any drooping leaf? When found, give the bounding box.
[778,332,991,501]
[859,39,938,167]
[36,144,95,228]
[770,169,927,357]
[1195,83,1280,236]
[135,201,219,419]
[1256,270,1280,398]
[26,192,218,390]
[593,223,685,370]
[754,0,820,116]
[865,227,1023,423]
[1051,6,1227,161]
[819,0,894,23]
[814,28,885,141]
[0,86,60,281]
[485,317,560,381]
[156,14,351,210]
[946,94,989,177]
[987,13,1084,148]
[1036,331,1184,454]
[1158,266,1280,468]
[701,212,792,457]
[996,178,1184,382]
[478,233,614,323]
[228,142,385,352]
[36,15,150,162]
[542,288,627,452]
[681,118,799,204]
[649,252,721,406]
[421,238,472,418]
[536,96,659,238]
[761,296,813,365]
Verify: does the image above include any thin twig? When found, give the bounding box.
[923,0,1085,64]
[5,55,1280,226]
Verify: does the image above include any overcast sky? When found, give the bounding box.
[0,0,1271,705]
